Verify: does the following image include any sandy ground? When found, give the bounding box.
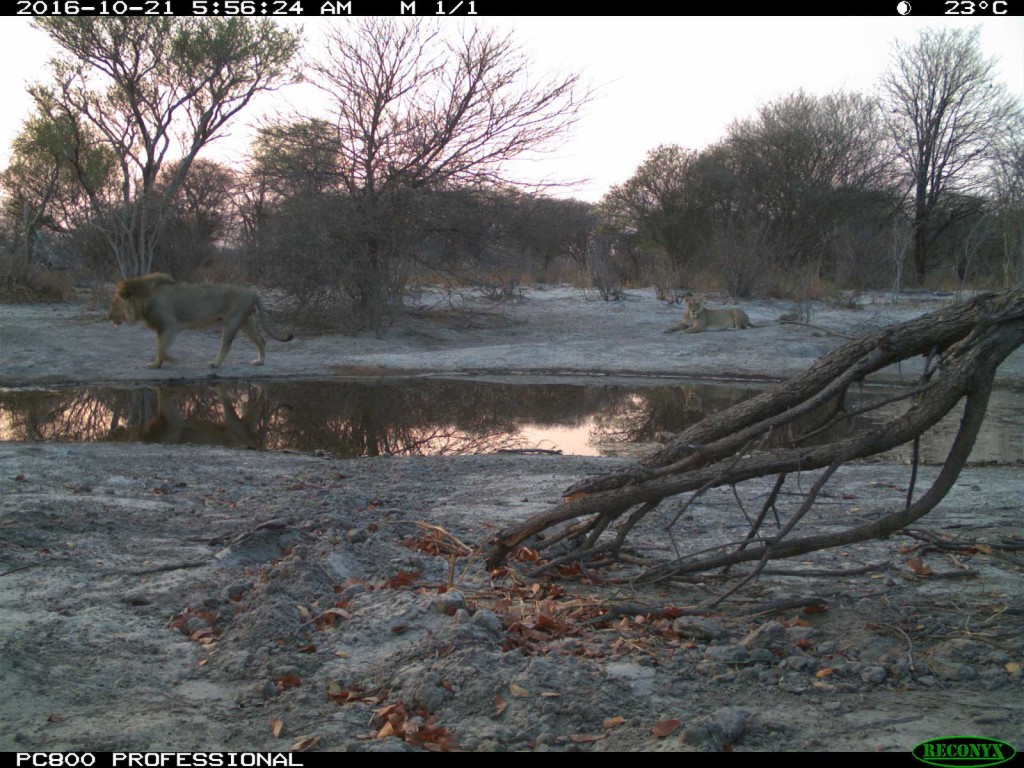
[0,286,1021,753]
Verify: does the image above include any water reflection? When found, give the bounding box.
[0,379,1019,463]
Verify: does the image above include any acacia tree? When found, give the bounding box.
[30,17,299,277]
[1,107,114,270]
[881,26,1019,282]
[267,19,585,332]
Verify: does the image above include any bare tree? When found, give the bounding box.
[309,20,583,191]
[30,18,299,277]
[272,19,586,331]
[989,116,1024,287]
[881,26,1019,282]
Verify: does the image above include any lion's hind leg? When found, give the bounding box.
[241,316,267,366]
[210,317,245,368]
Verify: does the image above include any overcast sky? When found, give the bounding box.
[0,16,1020,202]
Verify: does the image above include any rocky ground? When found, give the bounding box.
[0,286,1021,752]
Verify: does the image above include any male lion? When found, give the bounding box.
[681,296,754,333]
[108,273,293,368]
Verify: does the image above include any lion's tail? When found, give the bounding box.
[255,298,294,343]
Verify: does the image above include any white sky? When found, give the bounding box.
[0,16,1021,202]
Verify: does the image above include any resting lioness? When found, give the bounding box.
[108,273,293,368]
[682,297,754,333]
[662,301,698,333]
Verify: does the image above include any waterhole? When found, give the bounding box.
[1,378,1020,464]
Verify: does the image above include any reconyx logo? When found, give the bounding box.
[913,736,1017,767]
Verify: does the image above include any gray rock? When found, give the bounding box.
[705,645,750,665]
[345,528,368,544]
[739,621,785,650]
[673,617,728,641]
[927,658,977,681]
[681,707,753,750]
[434,590,466,615]
[860,665,887,685]
[471,608,504,635]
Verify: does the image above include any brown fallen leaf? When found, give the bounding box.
[905,557,933,576]
[651,719,681,738]
[603,716,626,729]
[275,674,301,691]
[815,668,834,678]
[509,682,530,698]
[569,733,606,743]
[46,713,65,723]
[290,735,320,752]
[271,719,283,738]
[493,693,507,718]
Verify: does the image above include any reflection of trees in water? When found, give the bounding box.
[268,381,517,456]
[122,386,271,448]
[0,381,637,457]
[0,386,270,448]
[0,381,772,456]
[268,381,633,457]
[0,388,132,442]
[591,384,753,445]
[3,379,992,461]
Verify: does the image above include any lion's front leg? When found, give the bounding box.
[150,329,177,368]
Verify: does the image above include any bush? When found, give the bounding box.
[0,254,74,303]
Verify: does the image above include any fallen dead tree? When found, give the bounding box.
[485,287,1024,595]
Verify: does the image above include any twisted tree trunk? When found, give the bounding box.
[485,288,1024,582]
